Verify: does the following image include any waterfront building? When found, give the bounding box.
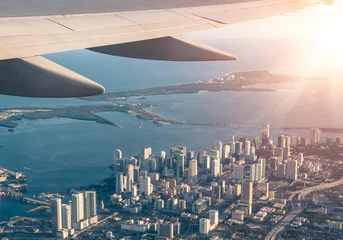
[51,198,62,236]
[114,149,122,161]
[61,204,72,230]
[72,192,85,228]
[84,191,97,219]
[141,147,152,160]
[262,124,270,145]
[310,128,321,144]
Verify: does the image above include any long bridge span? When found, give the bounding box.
[6,190,50,206]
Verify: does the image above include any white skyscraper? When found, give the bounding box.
[242,181,253,205]
[140,176,152,196]
[141,147,152,160]
[211,159,220,177]
[234,165,244,183]
[209,210,219,226]
[51,198,62,236]
[262,124,270,145]
[72,192,84,225]
[222,145,230,159]
[249,146,256,162]
[188,159,198,178]
[213,140,223,160]
[114,149,122,161]
[244,141,251,156]
[61,204,72,230]
[199,218,210,234]
[286,159,298,180]
[84,191,97,218]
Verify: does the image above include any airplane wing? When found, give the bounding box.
[0,0,324,98]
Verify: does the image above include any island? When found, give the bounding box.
[0,71,332,132]
[80,71,324,102]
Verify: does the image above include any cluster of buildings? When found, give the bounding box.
[50,191,98,239]
[45,125,343,239]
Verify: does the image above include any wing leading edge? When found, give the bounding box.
[0,0,323,98]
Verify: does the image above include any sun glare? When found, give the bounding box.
[310,1,343,72]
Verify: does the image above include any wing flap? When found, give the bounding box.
[89,35,237,61]
[0,56,105,98]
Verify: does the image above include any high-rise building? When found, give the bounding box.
[187,151,194,162]
[291,136,298,147]
[336,137,343,145]
[211,159,220,177]
[234,165,244,183]
[197,150,206,167]
[114,149,122,161]
[230,141,236,155]
[234,184,242,196]
[235,142,243,155]
[222,145,230,159]
[244,141,251,156]
[283,147,290,160]
[276,163,286,179]
[154,199,165,210]
[139,176,152,196]
[199,218,210,234]
[310,128,321,144]
[286,159,298,180]
[61,204,72,230]
[211,185,221,203]
[84,191,97,219]
[262,124,270,145]
[51,198,62,236]
[241,181,253,205]
[213,140,223,160]
[174,222,181,236]
[202,155,210,169]
[116,172,124,194]
[258,158,266,179]
[158,222,174,239]
[175,154,185,178]
[270,157,279,170]
[126,165,134,192]
[72,192,84,225]
[188,159,198,178]
[209,210,219,226]
[141,147,152,160]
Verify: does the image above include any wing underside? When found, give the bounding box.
[0,0,324,97]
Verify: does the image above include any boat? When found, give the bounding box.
[0,192,7,197]
[0,145,3,148]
